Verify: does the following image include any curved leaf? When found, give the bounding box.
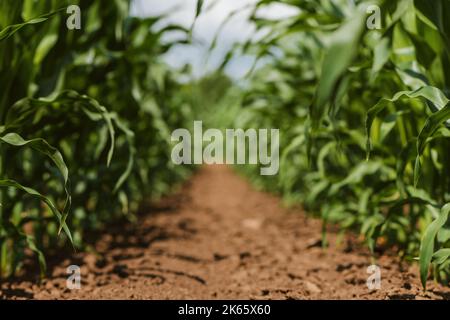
[0,7,65,41]
[414,103,450,186]
[6,90,117,167]
[366,86,450,159]
[311,9,365,129]
[0,179,73,245]
[0,132,72,233]
[0,133,68,183]
[433,248,450,265]
[419,203,450,289]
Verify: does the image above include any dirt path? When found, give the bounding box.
[2,165,450,300]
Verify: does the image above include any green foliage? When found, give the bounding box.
[223,0,450,287]
[420,204,450,289]
[0,0,194,278]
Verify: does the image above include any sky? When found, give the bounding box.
[130,0,298,79]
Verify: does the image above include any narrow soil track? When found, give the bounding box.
[2,165,450,299]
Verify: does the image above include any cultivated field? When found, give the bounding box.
[1,0,449,300]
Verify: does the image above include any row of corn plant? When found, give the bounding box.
[215,0,450,288]
[0,0,196,278]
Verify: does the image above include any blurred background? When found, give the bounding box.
[131,0,297,79]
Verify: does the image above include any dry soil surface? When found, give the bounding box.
[2,165,450,300]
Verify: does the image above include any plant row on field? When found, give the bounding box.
[0,0,196,278]
[215,0,450,288]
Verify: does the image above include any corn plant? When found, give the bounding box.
[0,0,195,278]
[221,0,450,287]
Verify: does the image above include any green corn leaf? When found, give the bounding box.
[2,220,47,278]
[0,132,72,233]
[0,7,65,41]
[416,103,450,155]
[0,179,73,245]
[6,90,117,167]
[371,37,391,81]
[195,0,204,19]
[110,113,135,193]
[414,103,450,186]
[414,0,450,41]
[25,235,47,278]
[432,248,450,265]
[311,9,365,129]
[189,0,205,37]
[329,161,384,195]
[366,86,450,159]
[0,133,68,183]
[33,33,58,66]
[419,203,450,289]
[414,154,422,188]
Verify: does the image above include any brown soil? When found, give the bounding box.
[1,165,450,300]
